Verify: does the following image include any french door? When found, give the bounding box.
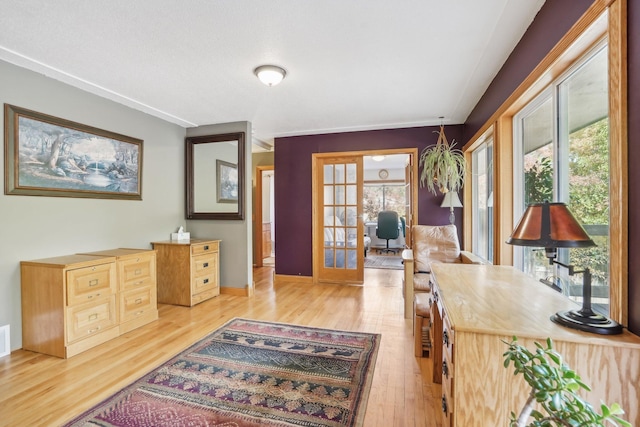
[313,155,364,283]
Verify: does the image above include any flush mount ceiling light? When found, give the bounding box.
[254,65,287,86]
[371,155,386,161]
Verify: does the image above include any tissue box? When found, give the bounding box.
[171,232,190,241]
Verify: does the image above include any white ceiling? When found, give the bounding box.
[0,0,545,151]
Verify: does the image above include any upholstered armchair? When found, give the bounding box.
[401,224,485,356]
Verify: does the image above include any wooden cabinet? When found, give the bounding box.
[429,264,640,427]
[152,239,220,306]
[21,249,158,359]
[21,254,120,358]
[81,248,158,334]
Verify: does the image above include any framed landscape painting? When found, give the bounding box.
[216,159,238,203]
[4,104,143,200]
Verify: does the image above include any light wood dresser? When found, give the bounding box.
[152,239,220,306]
[429,263,640,427]
[21,254,119,358]
[80,248,158,334]
[21,249,159,359]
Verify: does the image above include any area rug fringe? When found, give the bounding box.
[63,318,380,427]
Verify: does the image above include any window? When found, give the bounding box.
[513,41,610,315]
[362,184,405,223]
[472,136,494,263]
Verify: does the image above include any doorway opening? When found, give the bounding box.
[311,148,417,283]
[255,165,274,268]
[363,153,409,271]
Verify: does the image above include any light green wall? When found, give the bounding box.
[186,123,253,292]
[0,60,186,350]
[0,60,254,351]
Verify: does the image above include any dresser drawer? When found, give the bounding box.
[119,254,155,291]
[193,273,217,293]
[192,253,218,277]
[66,263,115,306]
[191,287,220,305]
[121,286,156,323]
[66,295,117,343]
[191,241,219,255]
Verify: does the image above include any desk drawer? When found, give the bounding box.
[67,263,115,306]
[442,311,454,364]
[66,295,117,343]
[442,379,454,427]
[191,241,219,255]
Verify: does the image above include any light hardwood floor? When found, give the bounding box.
[0,266,441,427]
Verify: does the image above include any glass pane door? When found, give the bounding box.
[317,156,363,283]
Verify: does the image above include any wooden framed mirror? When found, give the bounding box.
[186,132,245,220]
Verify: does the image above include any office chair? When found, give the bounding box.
[376,211,400,254]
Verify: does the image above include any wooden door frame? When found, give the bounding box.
[311,148,418,284]
[254,165,274,267]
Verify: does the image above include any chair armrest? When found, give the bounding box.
[460,251,486,265]
[402,249,414,319]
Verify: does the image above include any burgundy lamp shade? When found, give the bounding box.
[507,202,595,248]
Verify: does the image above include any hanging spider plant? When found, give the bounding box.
[419,124,466,195]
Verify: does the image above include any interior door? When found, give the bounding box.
[314,155,364,283]
[404,157,414,248]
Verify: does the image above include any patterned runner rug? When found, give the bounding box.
[364,254,403,270]
[63,318,380,427]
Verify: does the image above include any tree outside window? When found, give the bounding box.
[363,184,405,223]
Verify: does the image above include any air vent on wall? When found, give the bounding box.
[0,325,9,357]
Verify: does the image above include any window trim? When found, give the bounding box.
[463,0,628,324]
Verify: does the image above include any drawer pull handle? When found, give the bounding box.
[135,298,142,305]
[135,310,144,316]
[135,280,144,285]
[443,360,449,379]
[87,293,101,299]
[203,278,209,284]
[88,326,101,334]
[443,330,450,347]
[442,395,448,413]
[204,245,209,250]
[203,262,209,268]
[135,269,142,275]
[89,314,98,321]
[89,279,99,287]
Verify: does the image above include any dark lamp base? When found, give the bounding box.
[551,310,623,335]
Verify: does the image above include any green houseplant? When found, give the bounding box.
[419,124,466,195]
[503,337,630,427]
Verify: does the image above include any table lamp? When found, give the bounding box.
[507,201,622,335]
[441,191,463,224]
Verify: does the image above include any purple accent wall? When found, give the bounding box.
[627,0,640,333]
[464,0,593,140]
[274,126,463,277]
[273,0,640,334]
[465,0,639,334]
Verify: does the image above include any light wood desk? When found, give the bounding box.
[429,263,640,427]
